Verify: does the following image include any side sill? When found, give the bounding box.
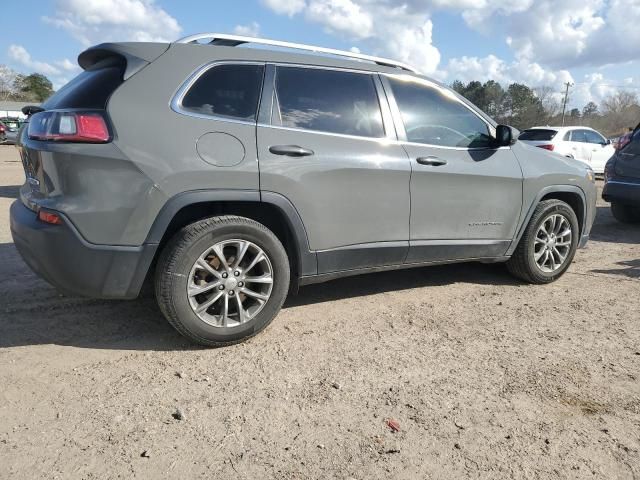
[299,256,510,286]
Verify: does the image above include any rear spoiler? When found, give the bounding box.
[78,42,170,80]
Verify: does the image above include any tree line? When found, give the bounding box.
[0,65,54,103]
[452,80,640,137]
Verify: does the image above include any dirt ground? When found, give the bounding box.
[0,144,638,479]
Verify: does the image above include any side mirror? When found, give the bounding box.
[495,124,516,147]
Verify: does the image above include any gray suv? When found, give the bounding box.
[10,33,597,346]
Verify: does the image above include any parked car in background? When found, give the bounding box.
[603,124,640,223]
[519,126,614,174]
[10,33,597,346]
[0,120,18,144]
[0,117,25,130]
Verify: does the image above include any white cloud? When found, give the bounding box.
[261,0,442,74]
[7,44,80,91]
[8,45,62,76]
[43,0,182,46]
[446,55,573,87]
[461,0,640,70]
[233,22,261,37]
[306,0,373,39]
[260,0,306,16]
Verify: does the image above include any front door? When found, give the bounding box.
[584,129,615,173]
[257,65,411,273]
[382,75,523,263]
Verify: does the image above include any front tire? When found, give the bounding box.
[155,215,290,347]
[611,202,640,224]
[507,200,579,284]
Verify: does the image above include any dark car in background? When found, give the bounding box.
[603,124,640,223]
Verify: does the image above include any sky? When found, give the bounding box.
[2,0,640,109]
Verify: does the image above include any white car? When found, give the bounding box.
[518,126,614,174]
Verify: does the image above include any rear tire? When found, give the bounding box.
[610,202,640,224]
[507,200,579,284]
[155,215,290,347]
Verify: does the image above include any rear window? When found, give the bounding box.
[180,64,265,121]
[518,129,557,141]
[43,61,125,110]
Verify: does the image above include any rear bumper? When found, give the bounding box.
[602,179,640,205]
[10,201,157,299]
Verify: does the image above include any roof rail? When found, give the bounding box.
[174,33,419,73]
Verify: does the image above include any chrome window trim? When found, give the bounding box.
[270,63,388,140]
[170,60,266,125]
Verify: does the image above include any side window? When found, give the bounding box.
[585,130,605,144]
[388,77,492,148]
[570,130,587,143]
[180,64,265,121]
[274,67,384,138]
[563,131,571,141]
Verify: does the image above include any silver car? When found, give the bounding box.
[10,33,597,346]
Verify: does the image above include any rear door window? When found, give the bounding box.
[519,129,558,141]
[273,66,384,138]
[180,64,265,121]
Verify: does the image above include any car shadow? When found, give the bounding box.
[0,240,519,351]
[590,259,640,280]
[589,205,640,245]
[0,185,20,199]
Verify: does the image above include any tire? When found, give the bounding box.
[610,202,640,224]
[507,200,579,284]
[155,215,290,347]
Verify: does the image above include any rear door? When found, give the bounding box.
[257,65,411,273]
[568,129,591,163]
[382,75,523,263]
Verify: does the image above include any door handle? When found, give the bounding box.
[416,156,447,166]
[268,145,314,157]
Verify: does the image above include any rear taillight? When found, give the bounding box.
[537,144,555,151]
[28,111,110,143]
[0,125,5,133]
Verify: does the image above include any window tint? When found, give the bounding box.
[389,78,492,148]
[181,64,264,121]
[275,67,384,138]
[570,130,588,143]
[519,129,558,141]
[43,62,125,110]
[584,130,605,144]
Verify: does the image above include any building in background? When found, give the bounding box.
[0,101,39,120]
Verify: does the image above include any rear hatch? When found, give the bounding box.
[518,128,559,151]
[18,43,168,206]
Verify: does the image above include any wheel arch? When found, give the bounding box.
[144,190,317,289]
[507,185,587,256]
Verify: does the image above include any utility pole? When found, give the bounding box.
[561,82,572,126]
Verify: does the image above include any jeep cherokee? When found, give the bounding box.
[10,33,597,346]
